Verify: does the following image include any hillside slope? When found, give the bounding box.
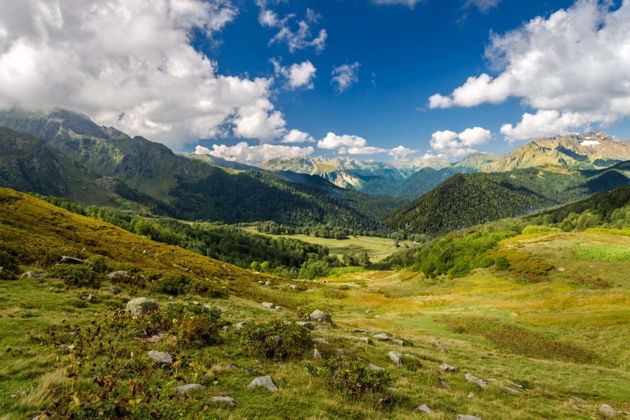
[386,165,630,236]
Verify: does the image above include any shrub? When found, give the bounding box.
[0,249,20,279]
[149,273,191,296]
[495,256,510,270]
[240,321,312,360]
[308,360,391,395]
[522,225,562,235]
[50,264,102,288]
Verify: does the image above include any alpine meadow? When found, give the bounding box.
[1,1,630,420]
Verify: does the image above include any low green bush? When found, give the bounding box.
[0,249,20,279]
[239,321,312,360]
[50,264,103,288]
[308,360,392,395]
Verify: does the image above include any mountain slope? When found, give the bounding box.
[386,165,630,236]
[0,109,389,232]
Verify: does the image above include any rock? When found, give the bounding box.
[313,349,322,359]
[439,363,459,372]
[275,306,285,310]
[465,373,488,388]
[312,337,329,345]
[457,416,483,420]
[235,322,246,330]
[467,392,476,399]
[221,326,229,332]
[392,339,404,346]
[107,271,129,278]
[59,256,85,264]
[432,338,446,352]
[373,333,390,341]
[147,350,173,364]
[599,404,618,417]
[416,404,432,414]
[126,297,159,316]
[388,351,403,367]
[175,384,206,395]
[369,364,385,371]
[261,302,275,309]
[20,271,49,279]
[439,380,451,389]
[336,349,345,356]
[289,284,298,290]
[264,281,272,286]
[85,294,95,302]
[557,267,566,272]
[387,387,399,392]
[103,285,121,294]
[357,337,371,344]
[310,310,332,323]
[295,321,314,330]
[210,395,236,407]
[247,376,278,392]
[353,328,368,333]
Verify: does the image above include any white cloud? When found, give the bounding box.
[272,59,316,90]
[428,0,630,141]
[0,0,296,148]
[256,2,327,53]
[428,127,492,160]
[331,62,360,93]
[196,142,313,163]
[282,129,314,143]
[373,0,423,7]
[389,145,418,159]
[463,0,501,12]
[345,146,388,155]
[317,132,367,150]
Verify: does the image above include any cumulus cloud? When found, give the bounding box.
[331,62,360,93]
[272,59,316,90]
[389,145,418,159]
[256,2,327,53]
[428,0,630,141]
[428,127,491,160]
[463,0,501,12]
[195,142,313,163]
[373,0,424,7]
[316,132,390,155]
[0,0,296,148]
[282,129,314,143]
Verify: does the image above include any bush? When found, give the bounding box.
[240,321,312,360]
[50,264,102,288]
[522,225,562,235]
[495,256,510,270]
[308,360,391,395]
[149,273,191,296]
[0,249,20,279]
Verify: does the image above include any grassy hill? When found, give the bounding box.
[1,188,629,419]
[385,165,630,236]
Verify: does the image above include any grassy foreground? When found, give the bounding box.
[1,189,629,419]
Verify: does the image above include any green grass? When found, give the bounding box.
[575,243,630,261]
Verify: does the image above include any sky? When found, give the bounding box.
[0,0,629,163]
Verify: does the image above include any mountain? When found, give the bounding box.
[180,152,261,171]
[480,132,630,172]
[385,164,630,236]
[259,156,449,193]
[0,109,391,232]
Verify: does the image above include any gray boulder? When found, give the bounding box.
[392,338,404,346]
[368,364,385,371]
[107,271,129,279]
[599,404,618,417]
[457,415,483,420]
[439,363,459,372]
[248,376,278,392]
[59,256,85,264]
[126,297,159,316]
[417,404,432,414]
[310,310,332,323]
[388,351,403,367]
[175,384,206,395]
[20,271,49,279]
[147,350,172,364]
[210,396,236,407]
[465,373,488,388]
[313,337,329,345]
[296,321,314,330]
[261,302,275,309]
[373,333,390,341]
[313,349,322,359]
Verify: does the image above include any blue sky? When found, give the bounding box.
[1,0,629,163]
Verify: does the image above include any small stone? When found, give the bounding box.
[557,267,566,272]
[465,373,488,388]
[387,387,399,392]
[438,363,459,372]
[107,271,129,278]
[221,326,229,332]
[264,281,272,286]
[20,271,49,279]
[313,349,322,359]
[235,322,246,330]
[175,384,206,395]
[392,338,404,346]
[373,333,390,341]
[313,337,329,345]
[439,380,451,389]
[369,364,385,371]
[248,376,278,392]
[296,321,314,330]
[289,284,298,290]
[126,297,159,316]
[261,302,275,309]
[59,256,84,264]
[86,294,95,302]
[147,350,173,364]
[432,338,447,352]
[388,351,403,367]
[275,305,285,310]
[457,415,483,420]
[599,404,618,417]
[357,336,371,344]
[210,396,236,407]
[467,392,476,399]
[416,404,432,414]
[310,310,332,323]
[353,328,368,333]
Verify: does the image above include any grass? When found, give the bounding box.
[242,228,405,262]
[1,189,630,419]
